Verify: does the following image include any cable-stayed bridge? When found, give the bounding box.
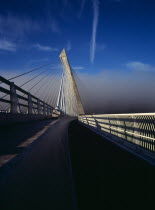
[0,50,84,117]
[0,50,155,210]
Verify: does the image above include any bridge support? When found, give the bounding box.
[43,102,46,115]
[28,93,33,114]
[58,49,85,116]
[50,107,53,116]
[37,99,42,114]
[10,82,18,114]
[47,105,50,115]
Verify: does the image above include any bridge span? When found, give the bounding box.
[0,118,154,210]
[0,49,155,209]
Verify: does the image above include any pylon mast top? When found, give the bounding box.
[58,49,85,116]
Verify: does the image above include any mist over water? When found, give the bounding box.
[76,70,155,114]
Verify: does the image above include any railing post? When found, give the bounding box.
[37,99,41,114]
[28,93,33,114]
[86,117,89,125]
[49,105,51,115]
[108,118,111,134]
[94,117,101,132]
[49,106,51,115]
[45,104,47,115]
[50,107,53,116]
[48,105,52,116]
[124,120,127,140]
[10,82,18,114]
[51,107,53,116]
[47,105,49,115]
[43,102,46,115]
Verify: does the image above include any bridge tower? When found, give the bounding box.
[56,49,85,116]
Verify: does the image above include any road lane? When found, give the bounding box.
[0,119,59,167]
[0,117,77,210]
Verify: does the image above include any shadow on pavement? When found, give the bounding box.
[69,120,155,210]
[0,119,56,168]
[0,117,76,210]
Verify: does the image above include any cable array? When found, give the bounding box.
[0,50,85,116]
[0,63,62,113]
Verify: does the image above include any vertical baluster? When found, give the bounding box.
[28,93,33,114]
[10,82,18,114]
[43,102,46,115]
[37,99,41,114]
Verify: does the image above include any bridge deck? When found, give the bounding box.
[0,119,154,210]
[69,120,155,210]
[0,118,77,210]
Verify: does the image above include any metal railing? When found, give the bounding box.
[0,76,53,115]
[79,113,155,159]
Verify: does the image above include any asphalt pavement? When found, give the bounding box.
[69,120,155,210]
[0,118,155,210]
[0,117,77,210]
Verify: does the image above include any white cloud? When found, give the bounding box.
[78,0,86,18]
[73,66,84,70]
[66,41,72,51]
[0,14,40,39]
[34,44,59,52]
[90,0,100,64]
[126,61,155,72]
[0,39,17,52]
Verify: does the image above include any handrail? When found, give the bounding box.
[0,76,54,115]
[79,114,155,158]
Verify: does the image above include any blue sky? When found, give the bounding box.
[0,0,155,75]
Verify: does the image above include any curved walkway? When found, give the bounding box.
[1,118,155,210]
[0,117,77,210]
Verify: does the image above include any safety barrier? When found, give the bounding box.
[0,76,53,115]
[79,113,155,162]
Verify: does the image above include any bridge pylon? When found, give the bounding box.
[56,49,85,117]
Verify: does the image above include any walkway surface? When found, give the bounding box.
[69,120,155,210]
[0,118,155,210]
[0,117,77,210]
